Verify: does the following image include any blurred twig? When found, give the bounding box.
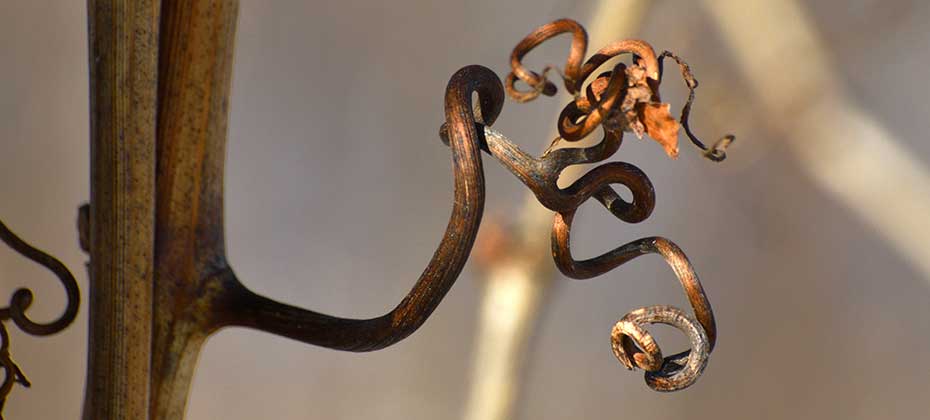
[462,2,652,419]
[699,0,930,281]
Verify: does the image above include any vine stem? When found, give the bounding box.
[84,1,159,419]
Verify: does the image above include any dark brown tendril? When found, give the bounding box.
[0,218,79,417]
[0,322,29,419]
[658,50,735,162]
[505,18,587,102]
[0,220,80,336]
[470,18,723,391]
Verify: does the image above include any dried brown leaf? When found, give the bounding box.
[640,103,680,159]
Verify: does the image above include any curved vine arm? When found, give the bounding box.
[215,19,726,362]
[220,65,504,352]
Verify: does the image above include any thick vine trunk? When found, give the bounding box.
[85,1,238,419]
[150,1,239,418]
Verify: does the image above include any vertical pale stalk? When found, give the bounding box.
[84,1,159,419]
[461,3,650,419]
[699,0,930,281]
[462,243,552,420]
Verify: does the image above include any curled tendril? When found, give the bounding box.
[657,51,734,161]
[553,224,716,391]
[0,322,29,418]
[611,305,709,391]
[505,18,587,102]
[0,218,76,417]
[442,19,727,391]
[0,220,80,336]
[507,18,732,161]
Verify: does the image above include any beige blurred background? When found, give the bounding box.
[2,1,930,419]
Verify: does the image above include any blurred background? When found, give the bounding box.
[1,0,929,419]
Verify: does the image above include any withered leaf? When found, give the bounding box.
[640,103,680,159]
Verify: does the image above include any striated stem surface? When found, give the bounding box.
[150,1,239,418]
[84,1,160,419]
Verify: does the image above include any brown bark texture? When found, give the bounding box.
[84,1,159,419]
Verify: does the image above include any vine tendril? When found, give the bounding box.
[0,322,29,419]
[445,18,729,391]
[658,50,735,162]
[0,218,80,415]
[0,220,80,336]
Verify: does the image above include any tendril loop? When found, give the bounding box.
[0,220,80,336]
[611,305,710,391]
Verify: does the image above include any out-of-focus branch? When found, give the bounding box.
[461,221,551,420]
[462,3,651,420]
[699,0,930,281]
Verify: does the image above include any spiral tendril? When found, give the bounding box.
[445,18,728,391]
[0,218,80,416]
